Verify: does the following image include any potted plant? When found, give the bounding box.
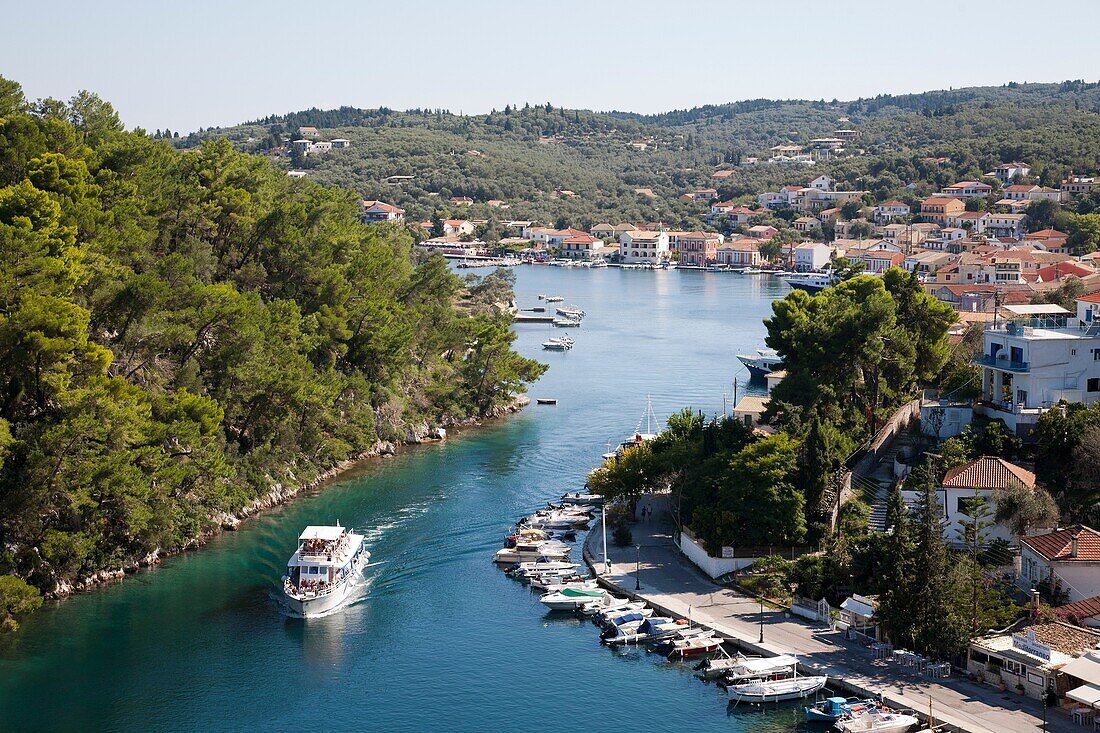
[1015,682,1026,696]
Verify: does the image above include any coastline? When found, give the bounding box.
[47,395,530,600]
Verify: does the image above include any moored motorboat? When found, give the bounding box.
[735,347,783,378]
[602,616,678,645]
[553,317,582,327]
[536,398,558,405]
[542,336,575,351]
[805,696,879,723]
[726,674,828,703]
[555,305,584,319]
[589,599,647,621]
[664,632,720,658]
[560,491,604,506]
[281,524,370,617]
[706,653,798,683]
[540,587,612,611]
[494,540,571,564]
[835,710,920,732]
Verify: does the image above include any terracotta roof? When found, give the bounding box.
[1020,525,1100,562]
[878,200,909,208]
[923,197,964,206]
[1027,229,1068,239]
[362,200,404,214]
[1076,292,1100,304]
[941,456,1036,490]
[1057,595,1100,622]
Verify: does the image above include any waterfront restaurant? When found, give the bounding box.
[1062,651,1100,718]
[967,622,1100,701]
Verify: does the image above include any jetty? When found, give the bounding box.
[583,495,1072,733]
[514,313,555,323]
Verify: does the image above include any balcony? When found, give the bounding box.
[973,354,1030,372]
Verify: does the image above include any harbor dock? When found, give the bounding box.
[583,495,1074,733]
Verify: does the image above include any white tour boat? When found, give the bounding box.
[282,524,370,616]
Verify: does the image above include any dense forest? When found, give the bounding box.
[179,81,1100,231]
[0,76,544,629]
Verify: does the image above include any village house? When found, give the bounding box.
[1063,175,1098,196]
[914,456,1037,544]
[689,188,718,200]
[1056,597,1100,628]
[715,238,762,267]
[619,230,670,264]
[793,216,819,233]
[746,225,778,240]
[807,174,834,191]
[1019,525,1100,603]
[1025,229,1070,254]
[951,210,990,234]
[676,232,723,266]
[974,299,1100,436]
[995,198,1032,214]
[941,181,995,198]
[559,234,603,260]
[298,126,320,139]
[904,251,957,277]
[450,196,474,206]
[990,162,1031,184]
[442,219,476,237]
[1003,184,1062,202]
[986,213,1028,240]
[330,138,351,149]
[848,248,906,273]
[874,200,910,223]
[794,242,831,271]
[590,223,616,239]
[921,197,966,226]
[360,200,406,223]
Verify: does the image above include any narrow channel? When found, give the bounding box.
[0,267,798,733]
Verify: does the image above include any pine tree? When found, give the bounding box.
[876,482,913,645]
[907,458,963,657]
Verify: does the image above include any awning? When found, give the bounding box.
[1067,683,1100,709]
[841,596,875,618]
[1062,654,1100,686]
[1004,304,1070,315]
[299,526,344,541]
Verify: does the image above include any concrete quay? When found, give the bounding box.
[582,497,1074,733]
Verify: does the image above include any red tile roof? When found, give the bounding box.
[1020,525,1100,562]
[941,456,1036,490]
[1056,595,1100,622]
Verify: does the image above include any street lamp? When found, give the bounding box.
[759,596,765,644]
[635,545,641,591]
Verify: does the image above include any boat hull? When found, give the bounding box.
[727,676,828,703]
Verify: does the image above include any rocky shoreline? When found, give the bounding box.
[48,395,530,599]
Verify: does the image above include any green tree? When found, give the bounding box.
[0,575,41,631]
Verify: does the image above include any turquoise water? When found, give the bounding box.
[0,267,804,733]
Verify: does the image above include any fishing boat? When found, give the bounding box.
[835,710,920,732]
[650,626,714,654]
[726,674,828,703]
[805,696,879,723]
[552,317,582,327]
[536,398,558,405]
[494,540,571,564]
[542,336,575,351]
[539,587,611,611]
[698,652,798,682]
[735,347,783,378]
[555,305,585,319]
[281,524,370,616]
[665,632,721,658]
[560,491,604,506]
[603,616,679,646]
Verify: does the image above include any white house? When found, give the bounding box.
[874,200,910,223]
[619,230,670,263]
[986,213,1028,240]
[330,139,351,149]
[807,174,834,191]
[974,301,1100,436]
[902,456,1037,546]
[361,200,405,223]
[794,242,830,271]
[560,234,603,260]
[991,162,1031,184]
[1019,525,1100,602]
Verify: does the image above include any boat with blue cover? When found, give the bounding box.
[805,696,878,722]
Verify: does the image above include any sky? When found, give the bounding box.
[6,0,1100,133]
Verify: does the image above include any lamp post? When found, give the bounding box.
[635,545,641,591]
[759,596,765,644]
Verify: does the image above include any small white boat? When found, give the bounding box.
[552,317,582,327]
[494,540,570,564]
[531,577,597,593]
[540,295,564,302]
[281,524,370,616]
[785,272,836,293]
[560,491,604,506]
[836,711,921,733]
[555,305,584,318]
[542,336,575,351]
[590,259,608,268]
[585,597,644,618]
[540,587,612,611]
[505,558,577,575]
[665,632,720,658]
[596,606,655,628]
[726,674,828,703]
[701,652,798,682]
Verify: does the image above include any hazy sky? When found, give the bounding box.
[6,0,1100,133]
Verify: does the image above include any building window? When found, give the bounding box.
[1089,378,1100,393]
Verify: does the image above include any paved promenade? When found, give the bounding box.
[586,496,1074,733]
